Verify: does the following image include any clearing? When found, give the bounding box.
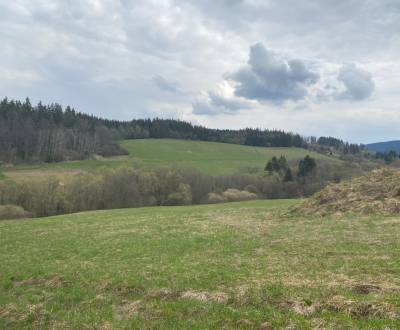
[1,139,336,180]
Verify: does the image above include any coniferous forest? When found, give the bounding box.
[0,98,364,164]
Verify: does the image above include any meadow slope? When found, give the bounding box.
[2,139,336,180]
[1,200,399,329]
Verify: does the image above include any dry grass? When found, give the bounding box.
[13,276,65,289]
[294,168,400,216]
[3,169,82,182]
[0,204,31,220]
[114,300,142,320]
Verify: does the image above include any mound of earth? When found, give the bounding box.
[295,168,400,216]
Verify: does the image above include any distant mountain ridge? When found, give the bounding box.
[366,140,400,153]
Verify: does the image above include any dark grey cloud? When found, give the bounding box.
[228,43,319,103]
[336,64,375,101]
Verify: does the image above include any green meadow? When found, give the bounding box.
[1,200,399,329]
[2,139,336,180]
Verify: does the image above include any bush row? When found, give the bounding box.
[0,160,365,219]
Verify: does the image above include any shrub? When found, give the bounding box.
[0,204,31,220]
[208,189,257,203]
[165,183,192,206]
[244,184,259,194]
[207,192,228,204]
[222,189,257,202]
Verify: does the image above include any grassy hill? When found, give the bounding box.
[2,139,336,180]
[1,200,399,329]
[121,139,334,174]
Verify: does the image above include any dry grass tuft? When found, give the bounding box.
[97,321,114,330]
[13,276,65,288]
[350,283,383,294]
[236,319,255,327]
[147,288,180,300]
[319,295,398,319]
[259,321,273,329]
[279,300,317,316]
[294,168,400,216]
[277,295,398,320]
[113,300,142,320]
[0,303,44,324]
[181,290,229,304]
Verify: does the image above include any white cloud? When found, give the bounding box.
[0,0,398,142]
[336,64,375,100]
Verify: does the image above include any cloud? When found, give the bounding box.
[336,64,375,100]
[0,1,398,142]
[192,82,254,115]
[152,75,182,93]
[228,43,319,103]
[192,95,251,115]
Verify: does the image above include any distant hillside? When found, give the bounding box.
[120,139,336,174]
[3,139,337,181]
[366,140,400,153]
[0,97,362,164]
[0,98,307,164]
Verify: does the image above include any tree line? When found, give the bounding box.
[265,155,317,182]
[0,157,366,219]
[316,136,362,154]
[0,98,127,163]
[1,98,365,165]
[374,150,400,164]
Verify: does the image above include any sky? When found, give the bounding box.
[1,0,399,143]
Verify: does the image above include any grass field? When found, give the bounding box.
[2,139,336,180]
[121,139,334,174]
[1,200,399,329]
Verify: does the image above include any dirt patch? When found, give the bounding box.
[293,168,400,216]
[181,290,230,304]
[13,276,65,288]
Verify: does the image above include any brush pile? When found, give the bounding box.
[295,168,400,216]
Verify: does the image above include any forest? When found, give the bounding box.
[0,98,362,164]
